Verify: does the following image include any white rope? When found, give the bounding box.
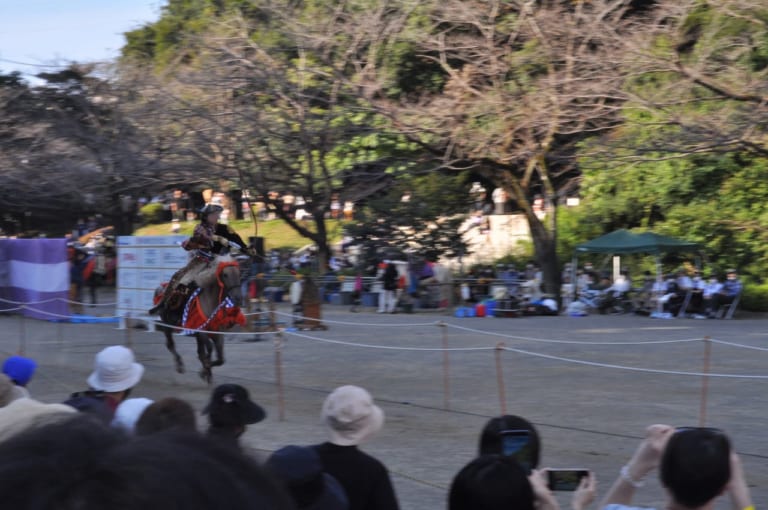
[710,338,768,352]
[445,323,705,345]
[272,310,439,327]
[283,329,494,351]
[281,330,768,379]
[499,345,768,379]
[0,296,117,306]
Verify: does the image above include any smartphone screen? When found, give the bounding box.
[547,469,589,491]
[499,429,532,473]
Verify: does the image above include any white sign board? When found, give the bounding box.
[116,235,189,317]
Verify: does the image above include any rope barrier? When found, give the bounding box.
[445,323,705,345]
[498,345,768,379]
[710,338,768,352]
[271,310,440,327]
[0,296,117,306]
[282,329,495,352]
[280,329,768,379]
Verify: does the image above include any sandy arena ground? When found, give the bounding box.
[1,292,766,509]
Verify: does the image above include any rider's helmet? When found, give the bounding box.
[199,204,224,221]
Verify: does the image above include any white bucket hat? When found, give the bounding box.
[87,346,144,393]
[322,385,384,446]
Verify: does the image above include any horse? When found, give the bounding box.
[154,254,246,383]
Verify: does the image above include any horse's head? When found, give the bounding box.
[215,257,243,307]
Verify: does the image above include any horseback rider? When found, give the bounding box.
[149,204,251,317]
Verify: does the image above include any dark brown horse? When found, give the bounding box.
[155,255,245,383]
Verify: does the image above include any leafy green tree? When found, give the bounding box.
[344,172,470,272]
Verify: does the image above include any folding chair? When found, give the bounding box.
[716,292,741,320]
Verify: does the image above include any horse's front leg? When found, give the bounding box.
[210,333,225,367]
[163,326,185,374]
[196,333,213,384]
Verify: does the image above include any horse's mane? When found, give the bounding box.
[194,254,237,288]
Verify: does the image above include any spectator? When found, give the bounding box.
[2,355,37,398]
[204,383,266,450]
[449,455,578,510]
[706,269,742,318]
[313,385,399,510]
[0,415,294,510]
[0,398,76,443]
[111,397,154,435]
[600,424,752,510]
[136,397,198,436]
[64,345,145,424]
[69,247,90,314]
[378,262,399,314]
[0,374,26,408]
[267,445,349,510]
[478,415,542,472]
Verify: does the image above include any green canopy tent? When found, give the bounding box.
[572,229,702,310]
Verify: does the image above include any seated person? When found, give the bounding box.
[705,269,742,318]
[684,270,707,315]
[600,424,751,510]
[598,271,632,314]
[658,275,685,315]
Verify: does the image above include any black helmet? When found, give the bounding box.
[199,204,224,219]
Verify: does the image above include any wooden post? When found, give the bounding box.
[439,322,451,410]
[125,313,133,348]
[699,336,712,427]
[495,342,507,415]
[274,331,286,421]
[18,309,26,355]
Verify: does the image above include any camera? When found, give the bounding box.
[546,469,590,491]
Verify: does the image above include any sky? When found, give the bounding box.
[0,0,163,80]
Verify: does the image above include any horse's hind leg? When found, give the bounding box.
[210,333,225,367]
[196,333,213,384]
[163,327,185,374]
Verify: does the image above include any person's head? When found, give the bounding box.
[111,398,154,435]
[0,398,76,443]
[87,346,144,400]
[136,397,198,436]
[660,427,731,508]
[200,204,224,225]
[478,415,541,470]
[266,445,349,510]
[322,385,384,446]
[726,269,738,280]
[0,415,293,510]
[204,384,265,436]
[2,355,37,387]
[0,374,25,408]
[449,455,534,510]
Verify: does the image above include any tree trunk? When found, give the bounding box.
[527,211,560,301]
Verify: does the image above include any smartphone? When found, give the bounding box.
[547,469,590,491]
[499,429,532,474]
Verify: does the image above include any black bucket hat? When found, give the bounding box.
[203,384,266,426]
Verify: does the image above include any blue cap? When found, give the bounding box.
[2,356,37,386]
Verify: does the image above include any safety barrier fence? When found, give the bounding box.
[1,297,765,426]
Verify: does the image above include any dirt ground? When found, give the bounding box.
[1,292,766,509]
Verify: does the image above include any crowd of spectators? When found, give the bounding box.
[0,346,754,509]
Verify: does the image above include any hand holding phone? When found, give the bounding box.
[546,469,590,491]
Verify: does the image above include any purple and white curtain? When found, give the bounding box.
[0,238,69,320]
